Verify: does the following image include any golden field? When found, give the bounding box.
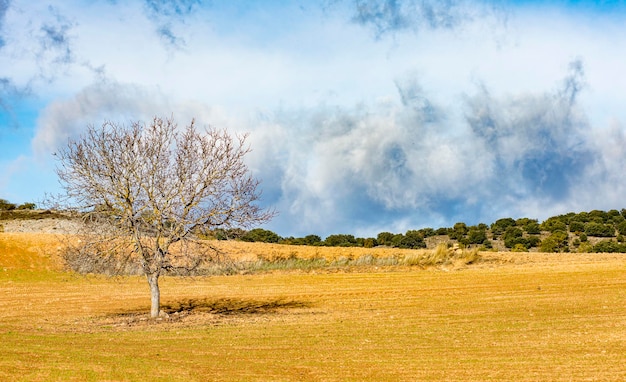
[1,232,626,381]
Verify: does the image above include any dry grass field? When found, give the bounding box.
[1,232,626,381]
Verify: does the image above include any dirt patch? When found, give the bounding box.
[1,218,83,234]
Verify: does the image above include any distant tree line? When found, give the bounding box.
[0,199,36,211]
[3,199,626,253]
[218,208,626,254]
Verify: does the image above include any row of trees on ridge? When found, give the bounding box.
[225,209,626,253]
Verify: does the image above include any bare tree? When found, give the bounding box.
[55,116,274,318]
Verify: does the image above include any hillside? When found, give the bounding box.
[3,208,626,253]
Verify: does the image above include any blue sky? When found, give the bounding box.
[1,0,626,237]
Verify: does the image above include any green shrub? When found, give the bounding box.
[324,234,357,247]
[467,228,487,244]
[527,235,541,248]
[418,228,436,237]
[363,238,376,248]
[491,218,516,237]
[577,242,593,253]
[503,227,524,248]
[480,239,493,250]
[376,232,395,246]
[584,222,615,237]
[569,220,585,233]
[16,202,36,210]
[400,230,427,249]
[524,221,541,234]
[434,227,449,236]
[540,217,567,233]
[589,210,610,223]
[511,243,528,252]
[617,221,626,236]
[241,228,282,243]
[539,231,569,252]
[592,240,626,253]
[0,199,16,211]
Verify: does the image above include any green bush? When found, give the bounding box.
[491,218,516,237]
[539,231,569,252]
[588,210,610,223]
[16,202,36,210]
[616,221,626,236]
[399,230,426,249]
[324,234,357,247]
[376,232,395,246]
[418,228,436,237]
[241,228,282,243]
[511,243,528,252]
[584,222,615,237]
[434,227,449,236]
[527,235,541,248]
[503,227,524,248]
[0,199,16,211]
[524,221,541,235]
[540,217,567,233]
[481,239,493,249]
[303,234,322,245]
[569,220,585,233]
[592,240,626,253]
[467,228,487,244]
[453,222,468,236]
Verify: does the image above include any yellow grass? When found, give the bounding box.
[206,239,428,262]
[1,233,626,381]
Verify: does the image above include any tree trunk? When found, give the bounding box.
[146,272,160,318]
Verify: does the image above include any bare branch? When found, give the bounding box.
[55,116,275,317]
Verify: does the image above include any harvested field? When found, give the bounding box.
[1,233,626,381]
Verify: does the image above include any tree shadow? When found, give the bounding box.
[162,297,311,315]
[111,297,311,318]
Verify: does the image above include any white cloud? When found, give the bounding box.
[2,0,626,236]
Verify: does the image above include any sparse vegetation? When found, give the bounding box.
[4,196,626,254]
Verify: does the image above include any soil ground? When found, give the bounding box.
[1,233,625,381]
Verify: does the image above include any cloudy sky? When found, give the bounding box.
[1,0,626,237]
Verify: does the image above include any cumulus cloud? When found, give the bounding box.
[35,58,622,238]
[32,80,242,159]
[32,81,172,157]
[253,60,620,237]
[0,3,77,115]
[249,93,485,236]
[464,59,594,201]
[4,0,626,237]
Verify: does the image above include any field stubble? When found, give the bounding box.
[1,233,626,381]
